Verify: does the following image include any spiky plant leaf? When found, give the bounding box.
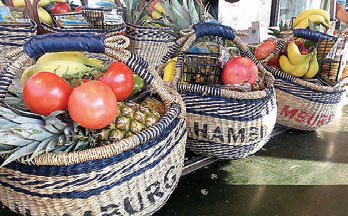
[189,0,200,24]
[11,124,55,141]
[1,141,40,167]
[172,0,191,26]
[0,143,17,151]
[0,106,43,124]
[0,118,18,130]
[3,102,41,119]
[28,136,57,161]
[0,131,33,147]
[161,1,178,26]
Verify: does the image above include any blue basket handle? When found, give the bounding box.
[293,29,336,42]
[24,33,105,58]
[193,23,236,41]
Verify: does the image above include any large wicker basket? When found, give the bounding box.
[262,30,346,131]
[162,23,277,160]
[0,33,187,216]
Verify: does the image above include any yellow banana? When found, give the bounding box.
[38,7,53,25]
[36,52,103,67]
[154,2,167,16]
[293,9,330,28]
[279,54,312,77]
[0,1,4,6]
[294,15,330,29]
[163,58,177,82]
[12,0,61,7]
[21,60,91,85]
[287,41,308,65]
[303,49,319,79]
[151,10,162,19]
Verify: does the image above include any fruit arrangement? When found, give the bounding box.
[293,9,330,30]
[0,52,165,166]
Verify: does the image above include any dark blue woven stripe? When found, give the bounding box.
[42,22,126,34]
[161,41,180,64]
[1,117,181,176]
[125,55,153,84]
[0,42,24,47]
[181,90,273,121]
[0,123,186,199]
[0,21,36,33]
[274,79,342,104]
[187,138,263,160]
[264,64,343,104]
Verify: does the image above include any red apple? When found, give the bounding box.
[222,57,258,85]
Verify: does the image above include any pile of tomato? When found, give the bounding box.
[23,62,135,129]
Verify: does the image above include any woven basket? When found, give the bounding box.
[0,1,37,69]
[125,23,177,68]
[0,33,187,216]
[263,38,346,131]
[27,0,126,35]
[161,24,277,160]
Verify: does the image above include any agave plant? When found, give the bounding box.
[154,0,216,31]
[123,0,149,25]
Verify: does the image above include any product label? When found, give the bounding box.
[103,9,123,25]
[54,14,92,28]
[89,0,117,8]
[0,6,15,23]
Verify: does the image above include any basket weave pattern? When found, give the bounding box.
[125,23,176,68]
[0,34,187,215]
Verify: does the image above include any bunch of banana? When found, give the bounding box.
[279,42,319,78]
[21,52,103,85]
[163,57,177,82]
[293,9,330,29]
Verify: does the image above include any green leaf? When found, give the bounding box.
[172,0,191,26]
[28,136,57,161]
[46,137,59,153]
[0,131,33,147]
[0,118,18,130]
[0,143,16,151]
[1,141,40,167]
[189,0,200,25]
[0,107,43,125]
[3,102,41,119]
[11,124,54,141]
[161,1,177,25]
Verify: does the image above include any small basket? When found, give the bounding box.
[0,33,187,216]
[182,52,222,85]
[27,0,126,35]
[263,32,346,131]
[161,24,277,160]
[82,7,124,30]
[125,23,177,68]
[317,37,347,85]
[0,3,37,69]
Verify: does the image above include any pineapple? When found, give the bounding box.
[93,102,161,145]
[0,104,93,167]
[153,0,216,31]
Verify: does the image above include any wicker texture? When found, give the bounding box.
[125,23,176,68]
[0,20,37,69]
[163,24,277,160]
[262,39,346,131]
[0,34,187,216]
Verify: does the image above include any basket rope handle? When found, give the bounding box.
[1,33,186,117]
[171,23,273,90]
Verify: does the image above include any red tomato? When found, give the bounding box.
[52,2,71,14]
[74,6,85,12]
[23,72,73,116]
[99,62,134,101]
[68,80,118,129]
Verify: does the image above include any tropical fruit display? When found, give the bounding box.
[293,9,330,30]
[0,51,164,167]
